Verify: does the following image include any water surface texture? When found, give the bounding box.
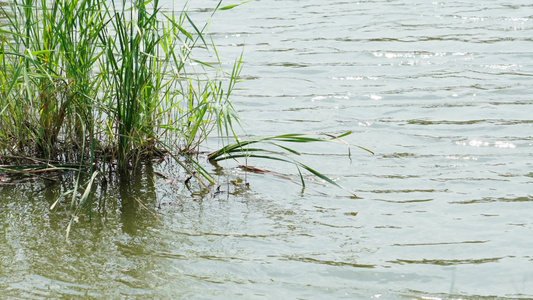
[1,0,532,299]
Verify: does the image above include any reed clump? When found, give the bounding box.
[0,0,240,174]
[1,0,368,202]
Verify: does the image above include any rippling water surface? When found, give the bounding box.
[1,0,532,299]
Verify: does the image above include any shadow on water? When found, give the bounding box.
[0,155,275,298]
[1,154,532,299]
[117,163,158,236]
[0,160,385,298]
[0,163,178,298]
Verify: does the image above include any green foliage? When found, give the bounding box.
[0,0,371,242]
[0,0,240,173]
[0,0,366,204]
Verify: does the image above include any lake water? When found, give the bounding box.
[1,0,532,299]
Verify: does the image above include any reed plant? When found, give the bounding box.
[0,0,240,174]
[1,0,367,208]
[0,0,371,241]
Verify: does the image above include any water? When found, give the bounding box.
[1,0,533,298]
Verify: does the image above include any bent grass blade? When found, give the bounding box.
[208,132,370,196]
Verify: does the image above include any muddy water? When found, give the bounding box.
[1,0,533,299]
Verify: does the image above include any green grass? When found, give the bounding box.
[0,0,240,172]
[208,132,373,195]
[0,0,369,208]
[0,0,373,241]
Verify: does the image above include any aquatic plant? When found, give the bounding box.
[0,0,373,242]
[209,132,373,195]
[0,0,368,215]
[0,0,239,174]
